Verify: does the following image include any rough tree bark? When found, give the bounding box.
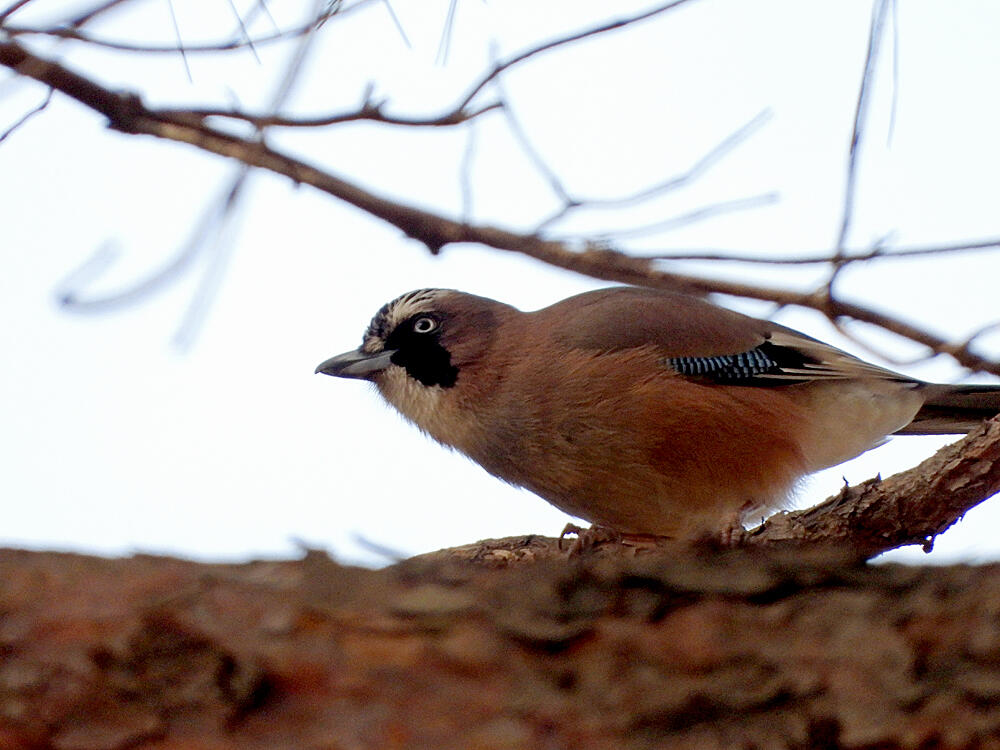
[2,545,1000,749]
[1,419,1000,749]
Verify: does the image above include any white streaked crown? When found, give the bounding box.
[362,289,449,353]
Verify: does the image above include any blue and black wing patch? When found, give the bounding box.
[666,340,820,386]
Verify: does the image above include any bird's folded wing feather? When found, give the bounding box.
[546,287,914,387]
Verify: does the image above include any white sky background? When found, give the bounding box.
[2,0,1000,566]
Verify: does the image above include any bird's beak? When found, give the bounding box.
[314,348,396,379]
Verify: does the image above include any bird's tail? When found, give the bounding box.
[898,384,1000,435]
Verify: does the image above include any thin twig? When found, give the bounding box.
[835,0,891,253]
[0,0,35,24]
[3,0,696,138]
[536,110,771,231]
[173,0,330,347]
[491,63,770,242]
[491,53,572,205]
[67,0,137,28]
[55,0,331,346]
[224,0,261,64]
[589,193,779,241]
[172,172,249,349]
[381,0,410,48]
[831,317,928,368]
[0,87,51,144]
[52,242,119,303]
[829,316,1000,372]
[435,0,458,64]
[157,99,502,129]
[351,533,408,563]
[649,237,1000,264]
[165,0,192,83]
[958,320,1000,354]
[2,0,371,53]
[454,0,700,112]
[58,192,225,312]
[459,121,477,223]
[241,0,281,35]
[887,0,899,144]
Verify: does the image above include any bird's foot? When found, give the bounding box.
[558,523,614,553]
[558,523,666,555]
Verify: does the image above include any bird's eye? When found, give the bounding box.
[412,316,438,334]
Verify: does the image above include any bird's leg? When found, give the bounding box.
[716,500,758,547]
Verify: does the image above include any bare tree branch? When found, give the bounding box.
[745,416,1000,558]
[3,37,997,376]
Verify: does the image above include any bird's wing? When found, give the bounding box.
[544,287,914,387]
[667,328,911,387]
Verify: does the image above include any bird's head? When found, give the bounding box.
[315,289,517,435]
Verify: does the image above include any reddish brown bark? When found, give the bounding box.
[1,546,1000,750]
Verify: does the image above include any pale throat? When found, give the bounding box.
[375,366,477,451]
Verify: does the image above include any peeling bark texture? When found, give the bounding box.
[2,546,1000,749]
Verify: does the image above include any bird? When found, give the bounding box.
[315,286,1000,539]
